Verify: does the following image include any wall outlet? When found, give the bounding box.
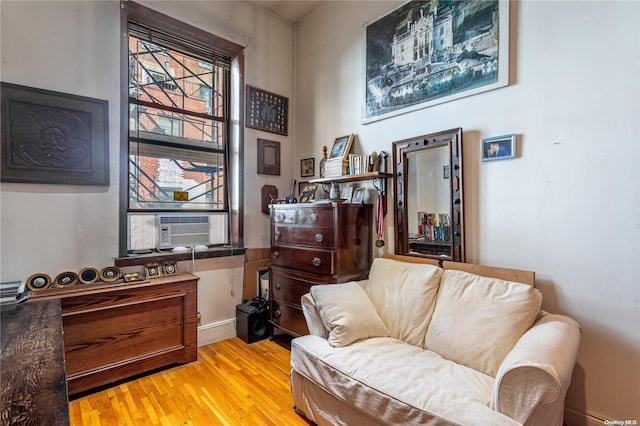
[197,312,202,327]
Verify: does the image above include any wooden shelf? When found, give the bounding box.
[310,171,392,216]
[309,171,392,185]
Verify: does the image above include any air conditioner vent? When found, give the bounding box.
[157,215,210,248]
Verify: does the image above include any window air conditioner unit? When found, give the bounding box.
[157,215,210,248]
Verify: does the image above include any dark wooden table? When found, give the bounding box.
[1,299,69,425]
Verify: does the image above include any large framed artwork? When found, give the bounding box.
[1,82,110,185]
[246,85,289,136]
[364,1,509,123]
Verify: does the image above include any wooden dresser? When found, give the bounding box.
[31,273,199,396]
[269,203,372,336]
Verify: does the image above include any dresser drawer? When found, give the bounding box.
[273,226,334,248]
[270,270,314,307]
[271,246,333,275]
[269,300,309,336]
[272,207,334,227]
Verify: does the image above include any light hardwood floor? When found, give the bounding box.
[68,337,311,426]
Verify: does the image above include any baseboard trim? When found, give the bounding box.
[197,318,236,346]
[565,407,611,426]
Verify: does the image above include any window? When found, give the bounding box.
[121,2,244,256]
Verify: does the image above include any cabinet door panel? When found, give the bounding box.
[63,296,184,375]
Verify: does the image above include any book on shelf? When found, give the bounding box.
[347,153,379,175]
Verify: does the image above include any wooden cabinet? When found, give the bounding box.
[31,274,198,396]
[269,203,372,336]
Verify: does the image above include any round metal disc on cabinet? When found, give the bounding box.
[78,267,99,284]
[54,271,79,288]
[100,266,121,282]
[26,273,52,291]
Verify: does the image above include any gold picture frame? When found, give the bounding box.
[328,134,355,160]
[145,262,163,279]
[300,158,315,177]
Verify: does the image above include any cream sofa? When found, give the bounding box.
[290,255,581,426]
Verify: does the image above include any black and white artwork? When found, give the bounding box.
[364,0,509,123]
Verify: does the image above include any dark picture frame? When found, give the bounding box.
[246,85,289,136]
[364,1,509,123]
[1,82,109,185]
[329,133,355,160]
[162,261,179,276]
[299,184,318,203]
[257,139,281,175]
[301,158,315,177]
[481,133,516,162]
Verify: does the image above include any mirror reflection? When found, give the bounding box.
[407,146,451,254]
[393,128,464,262]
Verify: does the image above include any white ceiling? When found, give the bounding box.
[247,1,325,24]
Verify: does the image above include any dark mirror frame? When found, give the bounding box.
[392,128,465,262]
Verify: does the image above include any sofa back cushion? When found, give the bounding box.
[425,269,542,377]
[365,258,443,347]
[311,281,389,347]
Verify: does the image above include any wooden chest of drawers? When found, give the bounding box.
[269,203,372,336]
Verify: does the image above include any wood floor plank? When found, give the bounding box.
[68,337,310,426]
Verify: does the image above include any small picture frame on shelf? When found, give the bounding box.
[300,158,315,177]
[144,262,163,279]
[299,184,318,203]
[352,187,366,204]
[342,184,354,202]
[481,133,516,162]
[328,134,355,160]
[162,261,179,276]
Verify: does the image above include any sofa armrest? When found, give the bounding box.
[490,311,581,426]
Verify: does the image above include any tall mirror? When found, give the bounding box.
[393,128,464,262]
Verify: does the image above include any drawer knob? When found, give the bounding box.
[277,213,285,222]
[310,213,318,222]
[312,257,322,267]
[274,309,281,318]
[314,233,324,242]
[272,251,279,260]
[274,231,281,240]
[275,283,281,290]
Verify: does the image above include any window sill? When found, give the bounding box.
[114,246,246,267]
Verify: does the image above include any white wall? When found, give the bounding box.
[0,0,293,342]
[294,0,640,421]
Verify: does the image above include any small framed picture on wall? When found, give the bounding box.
[301,158,315,177]
[481,134,516,162]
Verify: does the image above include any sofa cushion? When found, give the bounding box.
[365,257,443,347]
[425,269,542,377]
[310,282,389,347]
[291,335,520,425]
